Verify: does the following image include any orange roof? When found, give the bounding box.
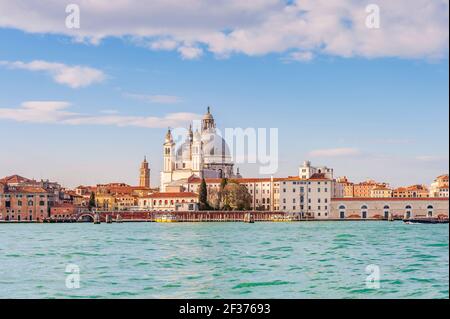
[0,175,31,184]
[9,186,48,193]
[308,173,330,181]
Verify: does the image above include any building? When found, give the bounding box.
[352,180,390,198]
[139,156,151,188]
[278,173,335,219]
[299,160,333,179]
[0,185,52,221]
[138,192,198,211]
[336,176,355,198]
[430,174,449,198]
[168,161,338,218]
[392,184,429,198]
[331,198,449,220]
[160,107,240,192]
[370,186,393,198]
[49,203,78,219]
[0,175,61,221]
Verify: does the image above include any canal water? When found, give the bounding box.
[0,221,448,298]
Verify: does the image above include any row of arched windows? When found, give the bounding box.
[338,204,435,219]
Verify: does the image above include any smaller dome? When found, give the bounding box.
[203,106,214,120]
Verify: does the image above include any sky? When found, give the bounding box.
[0,0,448,189]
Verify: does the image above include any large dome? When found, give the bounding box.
[175,132,232,164]
[201,132,231,162]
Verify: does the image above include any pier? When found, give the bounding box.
[41,211,294,223]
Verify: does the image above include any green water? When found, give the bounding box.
[0,222,448,298]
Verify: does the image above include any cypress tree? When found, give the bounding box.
[89,192,96,211]
[199,178,208,210]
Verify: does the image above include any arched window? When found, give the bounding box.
[360,205,368,219]
[405,205,412,219]
[383,205,390,210]
[427,205,433,217]
[339,205,346,210]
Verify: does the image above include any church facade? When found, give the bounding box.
[160,107,240,192]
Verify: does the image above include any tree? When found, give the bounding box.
[88,192,96,211]
[199,178,209,210]
[222,182,252,211]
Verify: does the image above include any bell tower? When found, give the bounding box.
[163,128,175,172]
[139,156,150,188]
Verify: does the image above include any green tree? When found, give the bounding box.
[199,178,209,210]
[222,182,252,211]
[88,192,96,211]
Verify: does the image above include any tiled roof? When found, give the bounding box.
[9,186,48,193]
[0,174,31,184]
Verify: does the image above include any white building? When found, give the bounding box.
[138,192,198,211]
[160,107,240,192]
[430,174,449,198]
[299,160,333,179]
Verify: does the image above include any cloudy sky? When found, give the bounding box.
[0,0,448,188]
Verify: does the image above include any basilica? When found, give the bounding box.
[160,107,240,191]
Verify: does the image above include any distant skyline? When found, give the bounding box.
[0,0,448,188]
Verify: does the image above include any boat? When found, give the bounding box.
[155,214,178,223]
[403,218,449,224]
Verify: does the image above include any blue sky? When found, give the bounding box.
[0,1,448,188]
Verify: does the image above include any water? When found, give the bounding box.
[0,222,448,299]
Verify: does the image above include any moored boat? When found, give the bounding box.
[403,218,449,224]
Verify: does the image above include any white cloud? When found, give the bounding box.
[0,101,200,128]
[178,46,203,59]
[308,147,361,157]
[0,60,105,88]
[124,93,182,104]
[0,0,447,60]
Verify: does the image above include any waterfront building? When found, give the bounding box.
[331,198,449,220]
[278,173,334,219]
[138,192,198,211]
[160,107,240,192]
[392,184,429,198]
[0,175,62,221]
[139,156,151,188]
[172,161,338,217]
[0,184,52,221]
[430,174,449,198]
